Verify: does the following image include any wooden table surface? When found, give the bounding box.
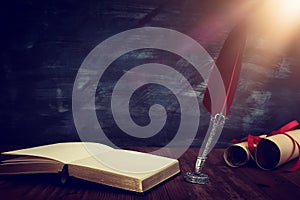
[1,146,300,200]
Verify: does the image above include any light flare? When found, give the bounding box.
[251,0,300,53]
[277,0,300,21]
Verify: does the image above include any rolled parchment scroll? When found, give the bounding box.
[224,135,267,167]
[256,129,300,170]
[223,130,300,170]
[223,141,250,167]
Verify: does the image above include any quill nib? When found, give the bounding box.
[185,156,208,184]
[195,156,206,173]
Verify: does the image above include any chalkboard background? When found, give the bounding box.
[1,0,300,147]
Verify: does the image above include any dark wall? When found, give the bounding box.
[1,0,300,147]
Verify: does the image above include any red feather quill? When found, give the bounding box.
[203,22,247,116]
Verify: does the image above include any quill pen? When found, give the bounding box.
[196,22,247,175]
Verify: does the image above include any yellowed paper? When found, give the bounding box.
[2,142,113,163]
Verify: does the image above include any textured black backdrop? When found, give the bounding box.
[1,0,300,147]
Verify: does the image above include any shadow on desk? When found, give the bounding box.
[1,147,300,200]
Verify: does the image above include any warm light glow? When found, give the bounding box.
[263,0,300,27]
[252,0,300,52]
[276,0,300,22]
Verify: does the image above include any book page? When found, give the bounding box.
[70,149,178,177]
[1,156,58,164]
[2,142,113,164]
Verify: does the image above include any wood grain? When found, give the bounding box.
[1,146,300,200]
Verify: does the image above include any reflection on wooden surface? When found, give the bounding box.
[1,146,300,199]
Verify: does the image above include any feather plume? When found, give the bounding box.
[203,22,247,116]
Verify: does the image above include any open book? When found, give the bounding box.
[0,142,180,192]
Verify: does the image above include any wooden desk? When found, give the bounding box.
[1,147,300,200]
